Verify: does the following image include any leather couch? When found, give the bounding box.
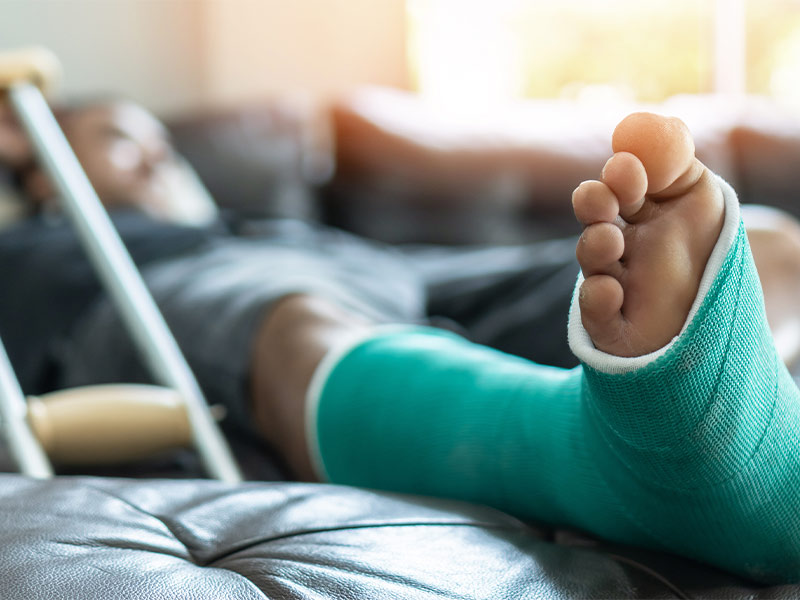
[3,88,800,598]
[322,88,800,246]
[2,474,796,599]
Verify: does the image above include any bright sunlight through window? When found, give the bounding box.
[407,0,800,111]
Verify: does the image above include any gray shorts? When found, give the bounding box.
[53,221,579,432]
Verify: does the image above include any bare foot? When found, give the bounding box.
[572,112,725,357]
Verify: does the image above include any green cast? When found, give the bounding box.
[311,217,800,584]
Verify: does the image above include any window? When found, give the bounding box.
[407,0,800,109]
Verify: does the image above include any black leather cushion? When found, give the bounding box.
[0,474,796,599]
[166,103,328,221]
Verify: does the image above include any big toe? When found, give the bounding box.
[612,112,695,195]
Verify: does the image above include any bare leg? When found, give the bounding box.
[250,294,371,480]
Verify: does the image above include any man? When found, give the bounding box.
[2,100,800,583]
[2,97,800,434]
[0,99,581,432]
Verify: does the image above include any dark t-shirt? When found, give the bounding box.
[0,210,220,393]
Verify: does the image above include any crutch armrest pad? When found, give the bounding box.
[26,384,192,465]
[0,47,61,95]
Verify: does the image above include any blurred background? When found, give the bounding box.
[1,0,409,115]
[3,0,800,245]
[2,0,800,114]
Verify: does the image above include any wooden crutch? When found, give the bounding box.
[0,47,242,482]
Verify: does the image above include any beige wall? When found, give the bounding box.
[201,0,409,106]
[0,0,205,114]
[0,0,409,114]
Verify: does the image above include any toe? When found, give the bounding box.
[572,180,619,225]
[579,275,627,352]
[601,152,647,220]
[576,222,624,276]
[611,112,695,195]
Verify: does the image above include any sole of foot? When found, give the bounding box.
[571,112,725,357]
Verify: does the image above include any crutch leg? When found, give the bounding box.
[0,337,52,478]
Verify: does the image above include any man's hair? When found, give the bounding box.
[51,94,138,131]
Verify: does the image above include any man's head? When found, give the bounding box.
[56,100,174,214]
[3,98,178,218]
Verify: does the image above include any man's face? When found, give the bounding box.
[60,101,174,214]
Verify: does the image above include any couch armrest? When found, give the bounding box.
[323,88,790,245]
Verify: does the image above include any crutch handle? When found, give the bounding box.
[27,385,193,465]
[0,47,61,95]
